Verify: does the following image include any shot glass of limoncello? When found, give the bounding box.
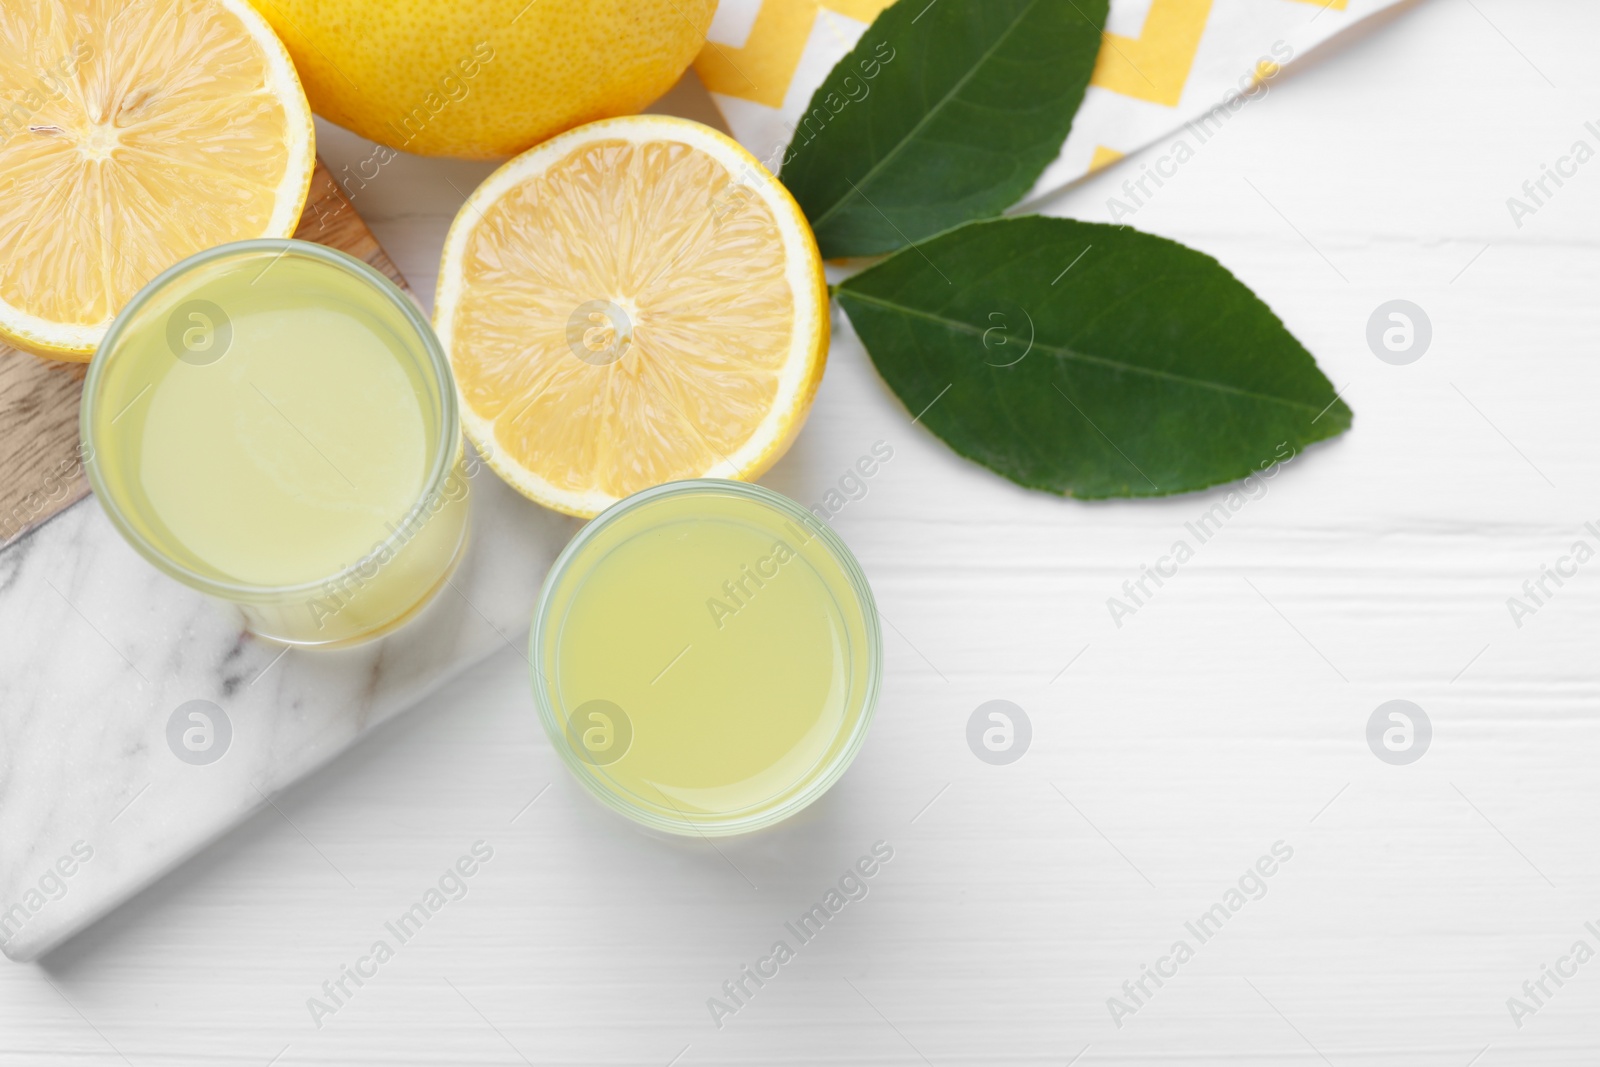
[82,240,470,647]
[532,480,881,835]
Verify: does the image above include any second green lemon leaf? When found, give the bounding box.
[835,217,1353,498]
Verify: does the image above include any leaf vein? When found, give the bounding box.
[838,290,1331,415]
[807,0,1050,230]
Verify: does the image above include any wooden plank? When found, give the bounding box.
[0,158,410,550]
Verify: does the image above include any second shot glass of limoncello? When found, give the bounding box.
[532,480,882,835]
[82,240,470,647]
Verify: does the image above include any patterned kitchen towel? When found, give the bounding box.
[695,0,1407,204]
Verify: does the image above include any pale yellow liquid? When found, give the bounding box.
[86,246,467,645]
[535,484,878,833]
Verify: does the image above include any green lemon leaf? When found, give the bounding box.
[779,0,1106,259]
[834,217,1353,498]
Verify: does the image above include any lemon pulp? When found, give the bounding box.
[437,117,827,518]
[0,0,313,358]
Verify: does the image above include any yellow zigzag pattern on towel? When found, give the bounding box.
[1091,0,1211,108]
[696,0,1340,111]
[696,0,896,108]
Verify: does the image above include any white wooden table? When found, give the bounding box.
[7,2,1600,1062]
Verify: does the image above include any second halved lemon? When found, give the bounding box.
[434,116,828,518]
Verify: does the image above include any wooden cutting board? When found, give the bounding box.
[0,159,408,550]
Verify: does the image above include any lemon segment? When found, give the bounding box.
[436,116,829,519]
[0,0,314,360]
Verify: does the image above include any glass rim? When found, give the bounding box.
[80,237,462,602]
[530,478,883,837]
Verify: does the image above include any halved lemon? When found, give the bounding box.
[435,115,828,518]
[0,0,314,360]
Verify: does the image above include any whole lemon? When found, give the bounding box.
[248,0,717,159]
